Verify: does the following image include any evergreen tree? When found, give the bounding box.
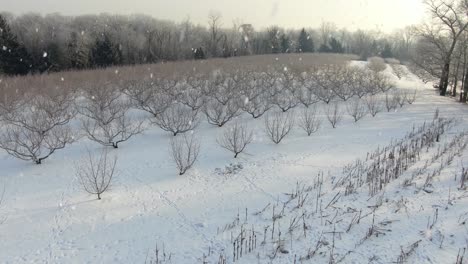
[267,27,281,54]
[89,33,120,68]
[280,34,290,53]
[297,28,314,53]
[381,43,393,58]
[67,31,88,69]
[194,47,205,60]
[0,14,32,75]
[329,37,344,53]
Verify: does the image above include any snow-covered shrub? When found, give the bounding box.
[215,163,244,176]
[367,56,387,72]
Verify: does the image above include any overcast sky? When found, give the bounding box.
[1,0,426,32]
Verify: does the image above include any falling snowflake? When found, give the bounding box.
[35,28,39,33]
[244,97,249,105]
[150,73,153,79]
[81,31,85,35]
[2,46,6,51]
[284,67,288,72]
[115,70,119,74]
[43,52,48,58]
[61,77,64,81]
[91,96,95,100]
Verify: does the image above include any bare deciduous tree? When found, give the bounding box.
[365,95,383,117]
[170,133,200,175]
[326,102,344,128]
[385,92,399,112]
[346,98,368,122]
[217,121,253,158]
[203,99,241,127]
[153,104,199,136]
[79,83,144,148]
[405,89,418,104]
[124,80,174,117]
[298,106,321,136]
[419,0,468,96]
[0,89,76,164]
[242,94,272,119]
[264,111,295,144]
[75,149,117,200]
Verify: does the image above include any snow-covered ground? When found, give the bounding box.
[1,63,468,264]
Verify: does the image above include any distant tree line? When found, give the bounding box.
[0,12,415,75]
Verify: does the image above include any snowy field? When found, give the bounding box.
[1,62,468,264]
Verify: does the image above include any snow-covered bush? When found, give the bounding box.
[367,56,387,72]
[215,163,244,176]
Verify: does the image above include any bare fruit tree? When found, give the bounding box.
[365,95,383,117]
[75,149,117,200]
[170,133,200,175]
[124,80,174,117]
[405,89,418,104]
[346,98,368,122]
[298,106,321,136]
[326,102,344,128]
[203,99,241,127]
[217,121,253,158]
[153,104,199,136]
[78,83,144,148]
[264,111,295,144]
[385,92,399,112]
[0,89,77,164]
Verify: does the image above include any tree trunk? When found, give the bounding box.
[439,62,450,96]
[463,70,468,103]
[452,60,461,97]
